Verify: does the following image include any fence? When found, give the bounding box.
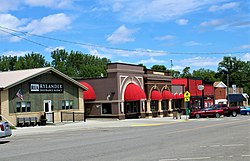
[61,112,85,122]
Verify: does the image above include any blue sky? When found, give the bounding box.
[0,0,249,72]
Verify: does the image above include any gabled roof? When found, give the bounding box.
[0,67,87,90]
[213,81,227,88]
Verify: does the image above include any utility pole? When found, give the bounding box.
[170,59,173,77]
[227,74,230,106]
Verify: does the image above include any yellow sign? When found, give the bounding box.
[184,91,190,98]
[184,97,190,102]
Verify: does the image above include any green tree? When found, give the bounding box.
[151,65,167,71]
[51,49,68,74]
[217,56,249,95]
[51,49,111,78]
[181,66,191,78]
[0,53,49,71]
[192,68,217,82]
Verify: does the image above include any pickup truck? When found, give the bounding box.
[0,122,12,138]
[211,104,240,117]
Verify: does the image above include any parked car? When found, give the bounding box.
[0,122,12,138]
[211,104,240,117]
[189,108,224,119]
[240,106,250,115]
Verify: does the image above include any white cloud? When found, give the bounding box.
[102,0,220,22]
[137,57,165,64]
[0,0,20,12]
[106,25,137,44]
[209,2,239,12]
[0,14,23,29]
[176,19,189,25]
[112,2,123,12]
[154,35,175,41]
[45,46,65,52]
[0,50,30,57]
[242,53,250,61]
[180,56,220,67]
[24,0,75,9]
[240,44,250,49]
[184,41,211,46]
[200,19,224,27]
[20,13,72,35]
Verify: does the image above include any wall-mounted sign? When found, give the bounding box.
[29,83,63,93]
[197,85,204,90]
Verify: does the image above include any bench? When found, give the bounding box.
[17,117,38,127]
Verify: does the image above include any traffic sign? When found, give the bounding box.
[184,97,190,102]
[184,91,190,98]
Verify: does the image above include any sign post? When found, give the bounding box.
[184,91,190,120]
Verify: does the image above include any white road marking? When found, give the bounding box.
[222,144,244,147]
[180,157,211,160]
[210,145,220,147]
[200,146,207,148]
[159,159,177,161]
[242,155,250,157]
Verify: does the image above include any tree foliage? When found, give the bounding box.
[181,66,191,78]
[51,49,111,78]
[0,52,49,71]
[151,65,167,71]
[192,68,218,82]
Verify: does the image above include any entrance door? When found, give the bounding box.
[44,100,52,122]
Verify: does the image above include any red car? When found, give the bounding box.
[189,108,224,119]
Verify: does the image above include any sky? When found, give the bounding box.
[0,0,249,72]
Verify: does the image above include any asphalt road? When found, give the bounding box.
[0,116,249,161]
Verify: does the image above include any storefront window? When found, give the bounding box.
[125,101,139,113]
[150,101,158,112]
[62,100,73,110]
[16,101,31,112]
[16,102,21,112]
[162,100,169,110]
[102,103,112,114]
[21,102,26,112]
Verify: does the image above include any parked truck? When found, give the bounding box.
[211,104,240,117]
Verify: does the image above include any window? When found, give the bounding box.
[150,101,158,112]
[16,101,31,113]
[162,100,169,110]
[16,102,21,112]
[102,103,112,114]
[125,101,139,113]
[62,100,73,109]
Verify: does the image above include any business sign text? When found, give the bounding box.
[29,83,63,93]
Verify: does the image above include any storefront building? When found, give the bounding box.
[172,78,203,110]
[0,67,87,126]
[77,63,146,119]
[214,81,227,104]
[77,63,176,119]
[144,69,172,118]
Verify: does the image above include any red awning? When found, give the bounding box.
[124,83,146,101]
[179,93,184,99]
[80,82,96,101]
[150,90,162,100]
[162,90,172,100]
[173,93,179,99]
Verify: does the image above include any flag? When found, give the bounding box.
[16,89,23,100]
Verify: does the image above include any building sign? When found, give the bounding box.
[29,83,63,93]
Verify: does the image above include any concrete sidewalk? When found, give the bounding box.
[11,116,190,136]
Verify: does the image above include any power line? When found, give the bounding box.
[0,28,50,49]
[0,25,249,55]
